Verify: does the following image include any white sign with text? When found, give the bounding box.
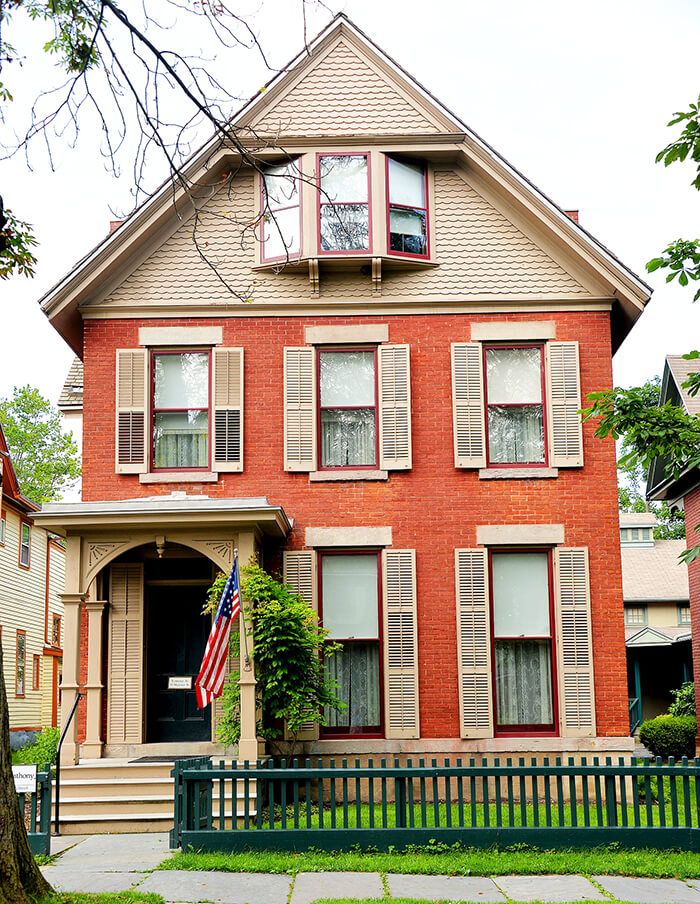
[168,676,193,690]
[13,764,37,794]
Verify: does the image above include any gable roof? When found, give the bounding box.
[625,625,691,648]
[0,423,40,514]
[38,14,651,355]
[58,358,84,412]
[621,538,689,602]
[647,354,700,502]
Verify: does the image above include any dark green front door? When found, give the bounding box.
[146,585,211,742]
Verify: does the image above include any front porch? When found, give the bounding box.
[34,494,291,767]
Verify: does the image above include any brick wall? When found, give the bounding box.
[82,310,628,739]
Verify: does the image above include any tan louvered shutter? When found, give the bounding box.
[378,345,412,470]
[554,547,596,737]
[455,549,492,738]
[547,341,583,467]
[451,344,486,468]
[382,549,420,738]
[284,347,316,471]
[212,348,244,472]
[107,563,143,744]
[115,350,147,473]
[283,550,318,740]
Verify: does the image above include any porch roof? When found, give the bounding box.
[32,493,292,537]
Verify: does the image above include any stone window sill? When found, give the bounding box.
[309,469,388,482]
[478,467,559,480]
[139,471,219,484]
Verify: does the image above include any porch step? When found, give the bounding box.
[55,759,257,834]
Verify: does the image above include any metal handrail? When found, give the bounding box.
[53,691,85,836]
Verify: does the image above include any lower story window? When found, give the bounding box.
[491,550,556,733]
[321,552,381,735]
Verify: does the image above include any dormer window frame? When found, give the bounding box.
[317,152,373,256]
[385,155,430,260]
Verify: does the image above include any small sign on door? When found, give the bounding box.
[13,764,37,794]
[168,676,193,690]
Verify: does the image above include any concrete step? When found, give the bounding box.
[62,762,174,781]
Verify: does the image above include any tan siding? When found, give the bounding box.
[252,40,439,136]
[103,167,590,309]
[0,511,48,729]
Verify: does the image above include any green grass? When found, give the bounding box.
[36,895,164,904]
[161,844,700,878]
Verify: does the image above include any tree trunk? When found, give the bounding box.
[0,645,53,904]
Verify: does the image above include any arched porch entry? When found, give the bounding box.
[32,495,291,764]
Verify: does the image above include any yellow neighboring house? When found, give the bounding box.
[0,423,65,746]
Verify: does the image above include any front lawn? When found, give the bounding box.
[161,843,700,878]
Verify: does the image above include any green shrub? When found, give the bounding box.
[669,682,696,717]
[11,726,60,767]
[638,714,696,759]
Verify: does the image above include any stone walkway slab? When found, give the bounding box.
[139,869,292,904]
[595,876,700,903]
[387,873,505,901]
[51,831,171,871]
[41,866,141,893]
[493,874,605,901]
[50,834,90,855]
[290,871,383,904]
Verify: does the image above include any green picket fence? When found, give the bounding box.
[171,756,700,852]
[17,764,53,855]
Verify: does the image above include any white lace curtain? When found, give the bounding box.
[324,642,381,728]
[495,639,553,725]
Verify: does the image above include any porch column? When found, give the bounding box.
[81,600,107,759]
[58,592,86,766]
[237,530,264,762]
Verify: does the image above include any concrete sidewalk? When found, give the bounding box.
[40,833,700,903]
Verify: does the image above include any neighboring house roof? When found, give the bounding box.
[625,626,691,648]
[58,358,84,412]
[619,511,657,528]
[621,539,689,602]
[647,354,700,502]
[0,423,40,514]
[37,14,651,356]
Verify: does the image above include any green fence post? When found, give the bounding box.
[394,758,407,829]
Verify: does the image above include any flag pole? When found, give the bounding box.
[235,548,251,670]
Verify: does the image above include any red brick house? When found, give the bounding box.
[35,16,650,774]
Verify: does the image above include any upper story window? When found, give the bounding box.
[152,351,210,471]
[52,614,62,647]
[387,157,428,258]
[319,348,377,469]
[318,154,370,253]
[678,605,691,626]
[0,509,5,546]
[624,605,647,627]
[484,345,546,467]
[261,159,301,262]
[19,522,31,569]
[16,630,26,697]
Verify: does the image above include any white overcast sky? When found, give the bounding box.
[2,0,700,405]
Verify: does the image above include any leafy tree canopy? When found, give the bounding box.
[0,385,81,503]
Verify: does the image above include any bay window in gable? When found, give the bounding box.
[318,153,371,253]
[261,158,301,262]
[115,346,243,477]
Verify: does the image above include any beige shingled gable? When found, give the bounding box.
[248,34,445,136]
[667,355,700,416]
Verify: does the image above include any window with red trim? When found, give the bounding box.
[386,157,428,258]
[16,631,26,697]
[261,159,301,262]
[318,347,378,469]
[484,344,547,466]
[32,655,40,691]
[490,550,557,734]
[320,551,382,736]
[151,350,210,471]
[19,521,31,569]
[51,615,61,647]
[318,154,370,253]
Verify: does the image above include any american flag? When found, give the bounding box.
[195,555,241,708]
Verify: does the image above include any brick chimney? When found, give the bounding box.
[109,220,123,234]
[565,210,579,224]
